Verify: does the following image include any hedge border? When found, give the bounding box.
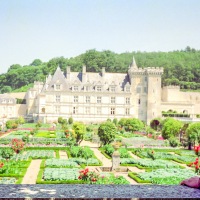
[128,172,151,184]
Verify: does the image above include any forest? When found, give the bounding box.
[0,46,200,93]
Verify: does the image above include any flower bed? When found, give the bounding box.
[130,168,196,185]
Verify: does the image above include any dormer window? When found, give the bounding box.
[96,86,102,92]
[85,86,90,91]
[125,86,130,92]
[110,86,115,92]
[56,84,60,90]
[74,86,78,91]
[2,99,6,104]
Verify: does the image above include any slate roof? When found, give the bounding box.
[43,67,130,92]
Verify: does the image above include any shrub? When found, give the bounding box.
[72,122,86,144]
[6,120,18,129]
[125,118,144,132]
[68,117,73,124]
[22,134,29,143]
[11,138,25,154]
[113,118,118,125]
[1,148,14,160]
[169,137,180,147]
[98,121,116,145]
[161,118,182,139]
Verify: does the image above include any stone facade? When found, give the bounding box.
[1,58,200,125]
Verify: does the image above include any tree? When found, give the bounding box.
[7,64,21,72]
[16,116,25,125]
[72,122,86,144]
[150,118,162,131]
[161,118,183,139]
[0,86,12,93]
[97,121,116,145]
[30,59,42,66]
[186,122,200,150]
[125,118,144,132]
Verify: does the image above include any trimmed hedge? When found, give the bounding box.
[98,148,112,159]
[128,172,151,184]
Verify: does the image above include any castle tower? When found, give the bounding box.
[146,67,163,124]
[128,58,163,124]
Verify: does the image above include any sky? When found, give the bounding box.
[0,0,200,74]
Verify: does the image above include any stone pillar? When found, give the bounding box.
[112,150,120,170]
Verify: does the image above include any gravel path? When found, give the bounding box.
[80,140,112,167]
[59,150,68,159]
[22,159,42,184]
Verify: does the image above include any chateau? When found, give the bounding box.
[1,58,200,125]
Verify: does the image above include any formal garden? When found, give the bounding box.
[0,116,200,185]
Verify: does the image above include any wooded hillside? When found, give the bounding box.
[0,46,200,93]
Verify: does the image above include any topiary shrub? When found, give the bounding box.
[68,117,73,124]
[169,137,180,147]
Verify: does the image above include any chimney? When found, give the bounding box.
[82,65,87,83]
[66,66,71,79]
[102,67,105,77]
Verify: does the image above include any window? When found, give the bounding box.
[86,96,90,103]
[56,84,60,90]
[97,97,102,103]
[97,107,101,114]
[111,97,115,104]
[55,106,60,113]
[8,107,12,112]
[96,86,102,91]
[85,107,90,114]
[126,97,130,104]
[8,99,13,103]
[110,86,115,92]
[74,96,78,103]
[2,99,6,104]
[145,77,147,82]
[137,87,141,93]
[56,95,60,102]
[111,108,115,115]
[74,86,78,91]
[73,107,78,114]
[125,86,130,92]
[144,87,147,93]
[138,99,141,104]
[85,86,90,91]
[125,108,130,115]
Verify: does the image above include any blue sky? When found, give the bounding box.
[0,0,200,74]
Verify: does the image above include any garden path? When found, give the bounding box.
[80,140,112,167]
[0,131,12,138]
[59,150,68,159]
[129,152,140,159]
[22,159,42,184]
[114,172,138,184]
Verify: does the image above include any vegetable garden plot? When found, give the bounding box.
[0,177,16,184]
[122,137,166,147]
[45,159,79,167]
[136,168,196,185]
[43,168,79,181]
[26,150,54,159]
[120,158,182,168]
[68,158,100,165]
